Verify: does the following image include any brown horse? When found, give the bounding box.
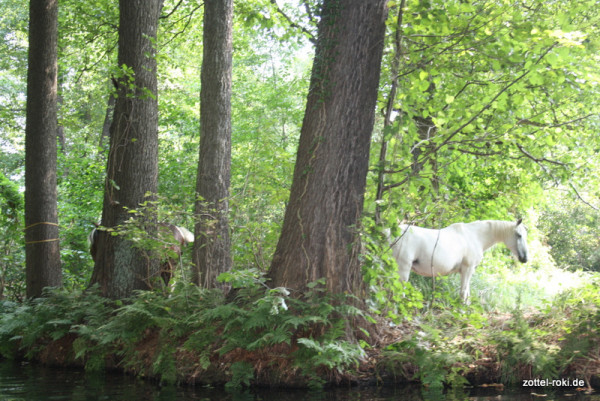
[89,223,195,286]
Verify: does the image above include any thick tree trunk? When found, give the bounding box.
[24,0,62,298]
[268,1,388,295]
[192,0,233,288]
[89,0,163,299]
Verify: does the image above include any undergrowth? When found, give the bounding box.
[1,268,599,390]
[0,274,366,389]
[380,276,600,390]
[490,302,559,384]
[360,217,600,390]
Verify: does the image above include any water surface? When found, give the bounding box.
[0,359,597,400]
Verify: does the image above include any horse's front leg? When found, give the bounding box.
[392,250,412,282]
[397,261,411,282]
[459,266,475,304]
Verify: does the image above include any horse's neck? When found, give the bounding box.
[470,220,513,251]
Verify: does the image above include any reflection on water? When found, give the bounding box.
[0,359,598,401]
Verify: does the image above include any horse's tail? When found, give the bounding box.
[88,227,99,262]
[88,228,97,245]
[175,226,195,244]
[382,228,392,241]
[383,224,409,241]
[384,224,411,250]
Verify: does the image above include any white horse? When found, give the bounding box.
[386,219,528,302]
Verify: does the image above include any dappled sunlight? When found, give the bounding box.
[473,263,595,312]
[407,244,597,313]
[466,222,596,312]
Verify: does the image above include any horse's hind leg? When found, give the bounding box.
[161,259,174,287]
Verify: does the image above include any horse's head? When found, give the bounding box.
[507,218,528,263]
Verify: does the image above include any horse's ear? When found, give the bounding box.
[516,218,523,226]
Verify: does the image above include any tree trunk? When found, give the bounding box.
[24,0,62,298]
[375,1,405,224]
[89,0,163,299]
[192,0,233,288]
[99,81,116,148]
[268,1,388,295]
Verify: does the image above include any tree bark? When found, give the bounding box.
[192,0,233,288]
[268,0,388,295]
[24,0,62,298]
[89,0,163,299]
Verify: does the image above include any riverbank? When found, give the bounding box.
[26,312,600,392]
[1,281,599,392]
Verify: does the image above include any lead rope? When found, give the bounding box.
[429,229,442,308]
[23,222,60,244]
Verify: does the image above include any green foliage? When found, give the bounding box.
[1,0,600,390]
[89,197,197,288]
[491,305,559,385]
[383,320,473,390]
[0,286,112,359]
[552,279,600,366]
[57,146,105,290]
[152,342,177,385]
[226,361,255,390]
[0,171,21,216]
[2,259,600,390]
[361,223,424,322]
[378,261,600,389]
[0,276,369,388]
[0,172,24,299]
[539,195,600,272]
[373,0,600,225]
[214,275,366,387]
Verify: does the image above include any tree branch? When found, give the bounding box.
[160,0,187,19]
[271,0,316,44]
[431,42,559,155]
[376,0,406,222]
[302,0,316,25]
[518,113,594,129]
[570,183,599,211]
[515,143,566,167]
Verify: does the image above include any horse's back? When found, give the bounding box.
[393,223,469,277]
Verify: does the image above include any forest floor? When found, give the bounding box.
[2,273,599,393]
[372,312,600,391]
[26,307,600,393]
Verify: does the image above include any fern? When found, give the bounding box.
[0,287,113,360]
[0,273,375,389]
[226,361,254,390]
[296,337,364,369]
[491,306,559,384]
[152,343,177,385]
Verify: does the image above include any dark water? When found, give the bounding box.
[0,359,598,401]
